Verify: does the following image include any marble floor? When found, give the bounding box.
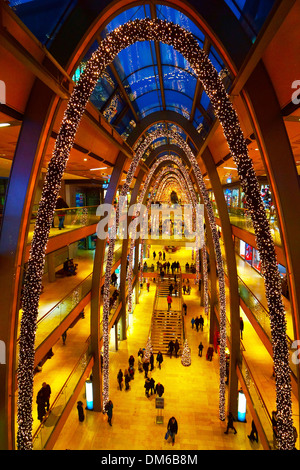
[53,284,262,451]
[26,245,298,451]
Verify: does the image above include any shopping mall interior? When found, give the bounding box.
[0,0,300,453]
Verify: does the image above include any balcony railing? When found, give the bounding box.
[222,256,297,378]
[212,202,281,246]
[28,205,99,243]
[32,339,93,450]
[238,354,274,449]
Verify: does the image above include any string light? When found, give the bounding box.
[18,18,293,449]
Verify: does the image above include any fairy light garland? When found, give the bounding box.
[126,127,227,419]
[18,18,293,449]
[127,156,205,315]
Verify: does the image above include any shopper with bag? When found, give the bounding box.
[165,416,178,445]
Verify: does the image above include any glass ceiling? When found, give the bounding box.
[9,0,277,149]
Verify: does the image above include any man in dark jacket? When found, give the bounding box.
[155,382,164,397]
[167,417,178,445]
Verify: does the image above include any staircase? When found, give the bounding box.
[150,274,185,355]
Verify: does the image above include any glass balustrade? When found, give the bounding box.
[32,340,93,450]
[238,355,274,449]
[212,202,281,246]
[28,206,99,243]
[16,244,123,362]
[222,256,297,377]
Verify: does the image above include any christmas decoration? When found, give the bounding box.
[181,339,191,366]
[144,336,153,363]
[18,18,293,449]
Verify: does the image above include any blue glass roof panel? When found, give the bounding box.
[113,41,157,82]
[160,43,195,75]
[162,65,197,100]
[224,0,276,41]
[164,90,193,119]
[124,66,159,101]
[101,5,151,37]
[134,90,163,118]
[9,0,77,46]
[156,4,205,45]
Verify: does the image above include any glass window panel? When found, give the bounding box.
[142,106,163,119]
[160,43,195,75]
[134,90,163,117]
[101,5,150,37]
[113,41,156,82]
[164,89,193,119]
[200,91,210,110]
[156,4,205,45]
[102,92,125,124]
[115,109,137,141]
[124,66,159,101]
[162,66,197,99]
[9,0,77,46]
[90,69,118,108]
[209,46,224,73]
[224,0,276,41]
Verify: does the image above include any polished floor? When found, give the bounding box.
[28,244,298,451]
[53,283,261,450]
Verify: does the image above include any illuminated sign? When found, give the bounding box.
[85,380,93,410]
[238,390,246,422]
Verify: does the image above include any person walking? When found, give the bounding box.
[240,316,244,339]
[182,302,187,315]
[194,316,200,332]
[198,341,204,357]
[117,369,123,390]
[168,340,174,358]
[174,339,180,358]
[77,401,85,422]
[55,195,69,230]
[124,369,130,390]
[105,400,113,426]
[166,417,178,445]
[128,355,135,369]
[199,315,204,331]
[167,294,172,311]
[36,389,46,422]
[155,382,164,397]
[156,351,163,369]
[206,344,214,361]
[143,358,150,378]
[248,420,258,443]
[150,352,154,371]
[41,382,51,412]
[191,317,195,329]
[144,377,151,398]
[149,377,156,395]
[224,412,237,434]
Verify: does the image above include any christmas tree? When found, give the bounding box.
[181,339,191,366]
[144,336,153,362]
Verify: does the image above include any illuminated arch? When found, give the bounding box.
[19,18,293,450]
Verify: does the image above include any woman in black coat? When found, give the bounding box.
[167,417,178,445]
